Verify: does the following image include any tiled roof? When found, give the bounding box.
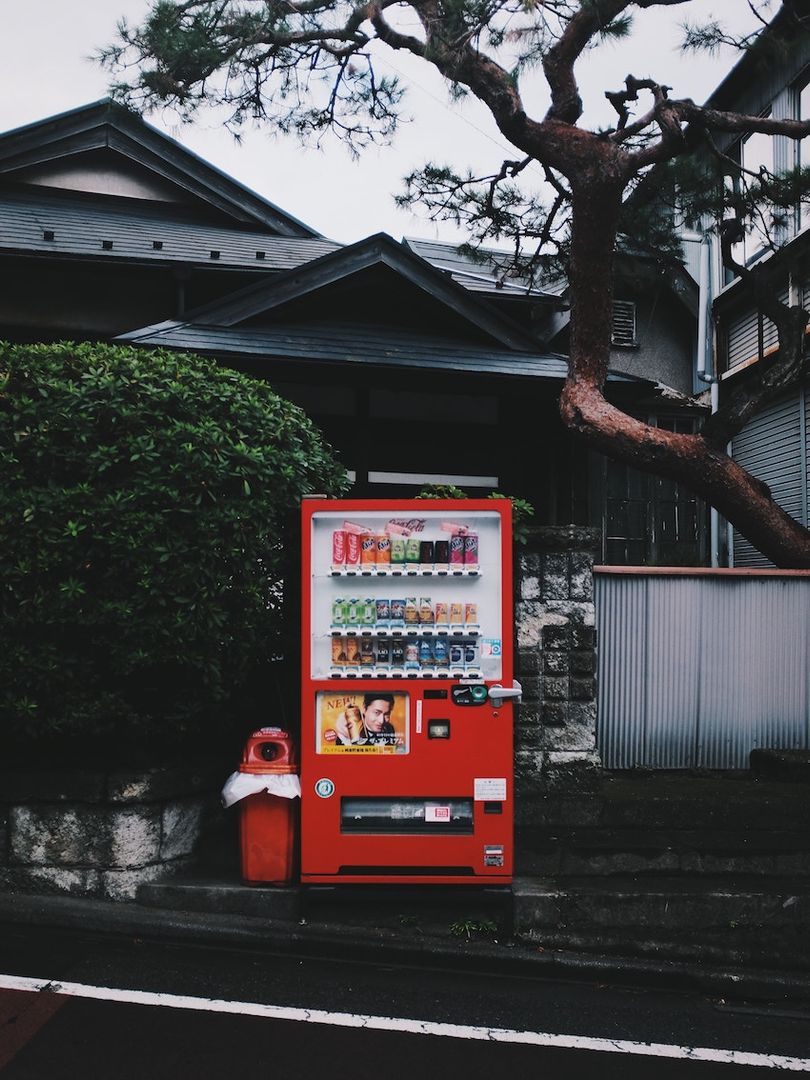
[405,238,565,301]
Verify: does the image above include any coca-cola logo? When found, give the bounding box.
[387,518,426,534]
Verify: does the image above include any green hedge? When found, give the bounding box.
[1,341,347,757]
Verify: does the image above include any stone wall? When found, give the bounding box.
[514,526,601,822]
[0,761,222,901]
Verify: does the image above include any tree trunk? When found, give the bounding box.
[558,178,810,568]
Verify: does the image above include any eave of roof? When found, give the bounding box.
[0,99,321,238]
[115,318,646,385]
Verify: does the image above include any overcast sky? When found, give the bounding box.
[0,1,761,243]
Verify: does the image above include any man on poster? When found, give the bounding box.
[336,694,397,747]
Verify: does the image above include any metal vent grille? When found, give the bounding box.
[611,300,637,347]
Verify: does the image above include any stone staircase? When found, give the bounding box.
[513,767,810,970]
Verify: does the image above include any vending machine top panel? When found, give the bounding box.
[305,502,508,683]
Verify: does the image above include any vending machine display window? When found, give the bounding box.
[309,509,503,683]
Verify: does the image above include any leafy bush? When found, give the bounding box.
[415,485,535,545]
[0,341,348,759]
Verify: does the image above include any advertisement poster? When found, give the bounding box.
[317,691,409,754]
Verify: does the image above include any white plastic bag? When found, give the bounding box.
[221,771,302,808]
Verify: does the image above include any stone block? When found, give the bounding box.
[543,652,570,676]
[544,601,595,625]
[541,703,569,728]
[570,650,596,676]
[520,574,541,601]
[0,865,102,898]
[102,859,193,902]
[543,677,569,702]
[161,799,204,861]
[519,676,541,703]
[571,678,596,702]
[541,554,570,601]
[11,805,161,869]
[570,553,594,602]
[539,716,596,753]
[516,650,541,677]
[516,601,544,649]
[568,702,597,731]
[543,625,572,651]
[572,626,596,650]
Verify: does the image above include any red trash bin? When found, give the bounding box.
[238,727,299,885]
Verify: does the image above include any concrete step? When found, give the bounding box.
[137,876,513,939]
[137,877,300,921]
[516,832,810,878]
[514,875,810,934]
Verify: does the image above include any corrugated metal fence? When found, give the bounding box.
[595,568,810,769]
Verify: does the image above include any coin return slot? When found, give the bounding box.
[428,719,450,739]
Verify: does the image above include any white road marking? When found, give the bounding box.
[0,972,808,1070]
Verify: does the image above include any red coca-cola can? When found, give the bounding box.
[332,530,347,569]
[346,532,361,567]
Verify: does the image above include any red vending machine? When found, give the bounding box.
[300,499,520,885]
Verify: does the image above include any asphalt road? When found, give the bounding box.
[1,923,809,1078]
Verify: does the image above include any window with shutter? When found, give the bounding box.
[611,300,637,347]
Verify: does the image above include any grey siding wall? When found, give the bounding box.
[731,387,809,567]
[595,569,810,768]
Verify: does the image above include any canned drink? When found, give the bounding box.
[390,598,406,625]
[463,533,479,566]
[464,643,479,667]
[405,641,420,668]
[390,537,406,565]
[346,598,362,624]
[419,541,435,569]
[391,640,406,665]
[419,597,433,624]
[418,639,433,665]
[464,603,478,625]
[449,601,464,624]
[376,639,391,665]
[332,636,347,663]
[375,598,390,624]
[331,597,345,626]
[405,538,421,564]
[376,534,391,565]
[361,639,375,665]
[360,535,377,566]
[449,535,465,567]
[433,638,449,665]
[332,531,347,570]
[435,540,450,569]
[404,597,419,624]
[449,643,464,667]
[346,532,361,568]
[362,598,376,625]
[434,601,449,625]
[346,635,360,663]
